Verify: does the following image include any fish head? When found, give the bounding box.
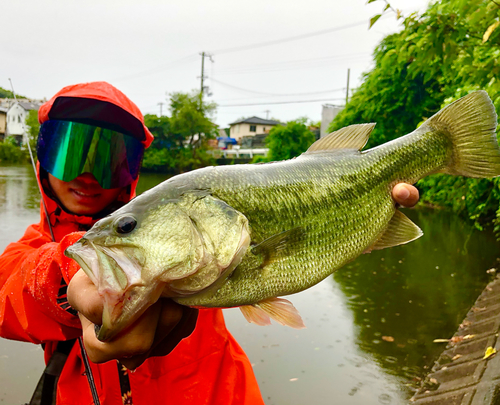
[65,192,250,341]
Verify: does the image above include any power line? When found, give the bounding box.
[110,54,199,82]
[211,78,344,98]
[210,20,368,55]
[218,98,345,107]
[215,53,369,75]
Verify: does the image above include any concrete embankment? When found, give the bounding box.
[410,274,500,404]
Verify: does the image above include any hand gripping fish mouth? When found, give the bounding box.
[65,193,252,342]
[66,238,164,342]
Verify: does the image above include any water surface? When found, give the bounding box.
[0,165,498,404]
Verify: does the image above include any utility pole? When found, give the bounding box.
[264,109,270,120]
[346,68,350,106]
[158,102,164,116]
[200,52,206,98]
[199,52,213,106]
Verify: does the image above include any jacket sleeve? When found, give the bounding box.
[0,224,84,344]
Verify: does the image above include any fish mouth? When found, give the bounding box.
[66,239,161,342]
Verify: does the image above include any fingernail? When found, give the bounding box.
[397,187,410,199]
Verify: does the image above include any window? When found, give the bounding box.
[18,116,21,123]
[249,125,256,132]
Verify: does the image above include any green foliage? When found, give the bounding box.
[25,109,39,158]
[170,91,218,148]
[0,137,28,163]
[250,155,268,164]
[334,0,500,235]
[142,91,217,173]
[144,114,174,149]
[0,87,27,99]
[265,119,316,162]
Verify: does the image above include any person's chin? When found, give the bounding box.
[67,191,104,215]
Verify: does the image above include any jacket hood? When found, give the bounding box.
[38,81,154,148]
[36,82,149,235]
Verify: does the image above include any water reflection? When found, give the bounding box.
[0,164,41,251]
[333,208,499,392]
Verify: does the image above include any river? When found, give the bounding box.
[0,164,498,404]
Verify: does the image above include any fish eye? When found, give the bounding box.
[115,216,137,234]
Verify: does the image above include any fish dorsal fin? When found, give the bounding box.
[251,227,305,265]
[305,123,376,153]
[239,297,305,329]
[365,210,423,253]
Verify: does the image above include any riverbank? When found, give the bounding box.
[410,272,500,404]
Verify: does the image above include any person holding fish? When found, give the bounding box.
[0,81,419,404]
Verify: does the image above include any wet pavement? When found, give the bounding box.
[410,273,500,405]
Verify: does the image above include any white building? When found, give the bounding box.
[5,100,41,143]
[229,117,281,143]
[320,104,343,138]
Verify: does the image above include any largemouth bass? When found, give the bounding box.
[66,91,500,342]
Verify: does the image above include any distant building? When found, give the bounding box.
[321,104,343,138]
[229,117,281,143]
[0,106,7,140]
[4,100,42,144]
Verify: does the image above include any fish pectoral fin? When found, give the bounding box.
[251,227,305,265]
[305,123,375,153]
[239,298,306,329]
[366,210,423,253]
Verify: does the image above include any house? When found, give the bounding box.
[320,104,343,138]
[228,117,281,144]
[0,106,7,140]
[4,100,41,144]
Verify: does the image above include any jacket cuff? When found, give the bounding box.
[59,232,86,284]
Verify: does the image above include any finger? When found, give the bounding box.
[119,300,183,369]
[68,269,103,325]
[392,183,419,208]
[148,305,199,359]
[81,301,162,364]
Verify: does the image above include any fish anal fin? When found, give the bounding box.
[251,227,304,265]
[367,210,423,252]
[240,298,306,329]
[240,304,272,326]
[305,123,375,153]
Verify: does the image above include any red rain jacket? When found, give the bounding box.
[0,82,263,405]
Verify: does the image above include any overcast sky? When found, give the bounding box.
[2,0,431,129]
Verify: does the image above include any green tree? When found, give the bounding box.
[169,91,218,148]
[265,119,316,162]
[329,0,500,233]
[142,91,217,173]
[144,114,173,149]
[25,109,40,157]
[0,87,27,99]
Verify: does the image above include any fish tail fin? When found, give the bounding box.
[423,90,500,178]
[239,297,306,329]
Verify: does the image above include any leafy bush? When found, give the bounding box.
[266,120,315,162]
[0,138,29,163]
